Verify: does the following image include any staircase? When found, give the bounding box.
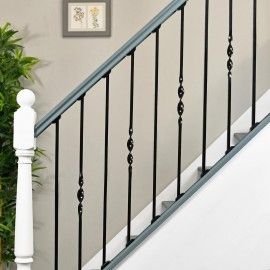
[115,118,270,269]
[84,88,270,269]
[12,0,270,269]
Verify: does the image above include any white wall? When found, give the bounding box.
[117,118,270,270]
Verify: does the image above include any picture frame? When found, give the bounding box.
[63,0,111,37]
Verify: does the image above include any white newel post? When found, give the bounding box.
[13,89,37,270]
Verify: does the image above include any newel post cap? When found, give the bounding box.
[13,89,37,150]
[17,89,35,108]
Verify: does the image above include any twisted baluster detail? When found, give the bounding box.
[176,76,184,199]
[77,173,84,215]
[127,128,134,182]
[227,36,233,79]
[177,78,184,124]
[127,129,134,167]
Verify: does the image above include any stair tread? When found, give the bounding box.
[234,132,248,143]
[126,235,137,241]
[197,166,212,173]
[162,201,174,210]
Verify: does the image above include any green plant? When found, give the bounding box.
[0,23,39,265]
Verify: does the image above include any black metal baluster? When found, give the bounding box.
[202,0,209,176]
[176,5,186,200]
[251,0,257,129]
[78,96,85,270]
[152,26,160,223]
[127,49,135,246]
[226,0,234,153]
[54,118,60,270]
[102,72,111,269]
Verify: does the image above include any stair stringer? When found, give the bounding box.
[84,89,270,270]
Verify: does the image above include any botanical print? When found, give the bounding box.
[69,4,87,30]
[89,7,100,29]
[87,4,106,31]
[73,7,85,24]
[67,2,107,33]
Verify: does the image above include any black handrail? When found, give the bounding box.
[35,0,188,137]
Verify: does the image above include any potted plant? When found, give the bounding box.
[0,23,40,270]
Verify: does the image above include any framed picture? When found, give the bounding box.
[63,0,111,37]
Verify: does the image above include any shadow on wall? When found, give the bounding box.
[207,39,270,152]
[176,39,270,198]
[233,39,270,121]
[18,25,51,88]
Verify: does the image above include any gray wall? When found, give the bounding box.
[1,0,270,269]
